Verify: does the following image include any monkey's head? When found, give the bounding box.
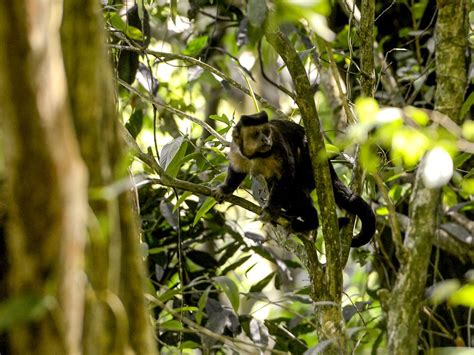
[233,111,273,159]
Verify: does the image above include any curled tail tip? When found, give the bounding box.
[351,208,376,247]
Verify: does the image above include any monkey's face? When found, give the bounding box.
[237,124,273,158]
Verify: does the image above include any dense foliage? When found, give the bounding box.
[104,0,473,353]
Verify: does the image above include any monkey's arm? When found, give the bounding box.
[212,165,247,202]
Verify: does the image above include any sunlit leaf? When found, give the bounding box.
[460,178,474,194]
[404,106,429,126]
[214,276,240,312]
[461,120,474,141]
[391,128,429,167]
[449,284,474,307]
[360,144,379,173]
[355,97,379,123]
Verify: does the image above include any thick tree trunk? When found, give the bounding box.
[61,1,157,354]
[387,1,468,353]
[0,1,88,354]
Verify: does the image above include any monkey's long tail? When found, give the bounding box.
[332,180,376,247]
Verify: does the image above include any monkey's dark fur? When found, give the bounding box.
[213,111,376,247]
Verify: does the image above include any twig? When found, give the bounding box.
[118,78,230,147]
[150,297,287,354]
[373,173,407,264]
[109,44,289,119]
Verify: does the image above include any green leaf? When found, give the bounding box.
[109,13,127,32]
[249,272,275,293]
[193,197,217,226]
[160,320,184,331]
[170,0,177,24]
[460,92,474,119]
[247,0,268,27]
[214,276,240,312]
[220,254,252,275]
[173,191,192,212]
[196,287,211,325]
[160,137,188,177]
[125,110,144,139]
[325,143,340,158]
[125,26,144,41]
[182,36,208,57]
[180,341,200,349]
[461,178,474,194]
[0,295,53,331]
[108,13,143,41]
[209,114,230,125]
[157,288,181,302]
[412,0,428,20]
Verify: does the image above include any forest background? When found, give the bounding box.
[0,0,473,354]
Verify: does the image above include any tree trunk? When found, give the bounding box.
[0,1,88,354]
[387,0,468,352]
[61,0,157,354]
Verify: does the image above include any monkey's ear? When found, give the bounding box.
[240,111,268,126]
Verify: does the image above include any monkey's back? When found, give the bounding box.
[268,120,315,192]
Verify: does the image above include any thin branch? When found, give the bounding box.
[373,173,407,264]
[149,297,287,354]
[118,78,230,147]
[109,44,289,119]
[120,126,292,228]
[257,40,295,100]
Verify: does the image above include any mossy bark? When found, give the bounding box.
[387,0,468,352]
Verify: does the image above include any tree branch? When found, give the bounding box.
[109,44,289,120]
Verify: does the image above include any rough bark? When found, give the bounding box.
[387,170,440,354]
[61,1,157,354]
[434,0,468,122]
[359,0,375,98]
[265,28,345,352]
[387,1,468,352]
[0,1,88,354]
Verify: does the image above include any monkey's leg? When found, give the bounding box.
[285,192,319,232]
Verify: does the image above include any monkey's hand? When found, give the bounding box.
[260,205,280,223]
[211,184,232,203]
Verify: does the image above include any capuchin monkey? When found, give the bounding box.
[212,111,376,247]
